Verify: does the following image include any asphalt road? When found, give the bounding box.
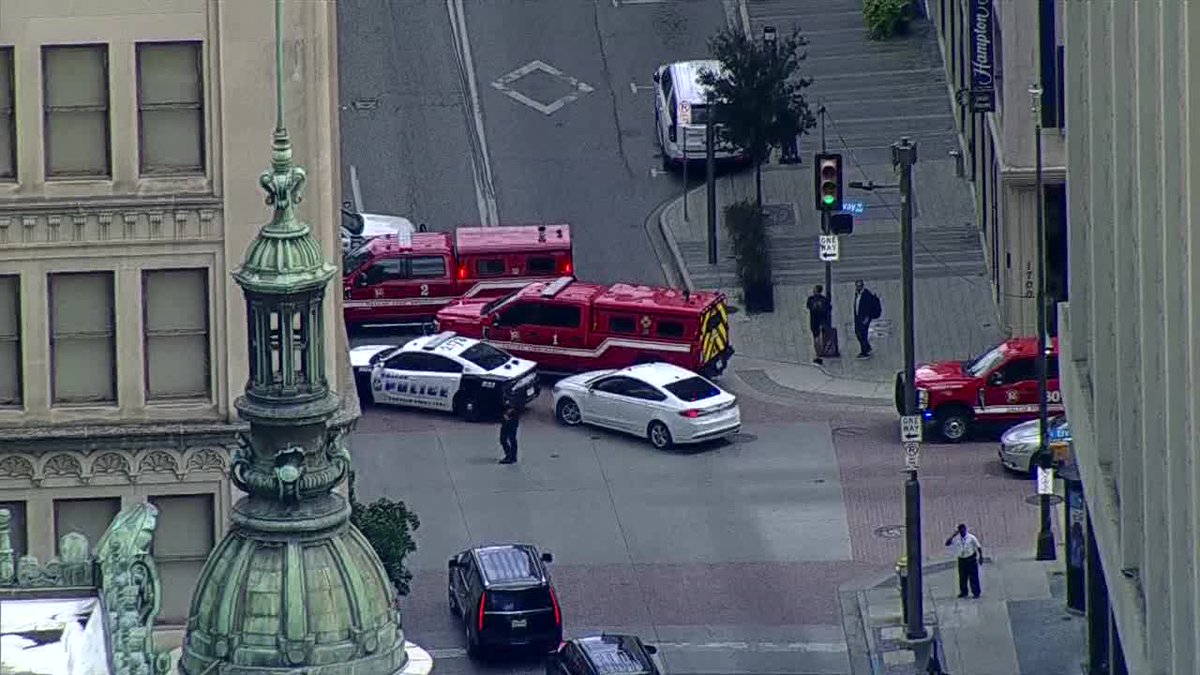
[337,0,733,286]
[347,356,1046,675]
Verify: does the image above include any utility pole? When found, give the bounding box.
[894,137,925,640]
[819,105,832,316]
[706,92,718,265]
[1031,83,1056,561]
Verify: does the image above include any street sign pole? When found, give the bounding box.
[819,104,833,326]
[893,137,925,642]
[706,95,717,265]
[1031,84,1056,562]
[680,102,691,222]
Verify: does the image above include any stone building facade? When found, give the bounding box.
[1059,1,1200,673]
[0,0,348,628]
[925,0,1068,335]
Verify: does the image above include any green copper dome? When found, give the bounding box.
[179,2,406,673]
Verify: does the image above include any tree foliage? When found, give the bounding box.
[862,0,913,40]
[348,470,421,597]
[698,26,817,204]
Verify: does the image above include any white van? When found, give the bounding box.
[652,60,747,169]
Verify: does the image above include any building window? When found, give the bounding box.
[42,45,111,178]
[1038,0,1060,128]
[54,497,120,554]
[0,276,20,406]
[50,272,116,404]
[149,493,215,624]
[0,501,28,558]
[143,269,210,400]
[0,47,14,179]
[136,42,204,175]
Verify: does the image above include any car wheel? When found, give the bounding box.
[356,375,374,407]
[936,406,972,443]
[556,398,583,426]
[647,421,673,450]
[454,393,482,422]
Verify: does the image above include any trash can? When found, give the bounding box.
[895,555,909,626]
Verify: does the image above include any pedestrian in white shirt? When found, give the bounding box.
[945,523,983,598]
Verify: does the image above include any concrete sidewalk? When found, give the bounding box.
[839,549,1087,675]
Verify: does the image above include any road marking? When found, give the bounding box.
[630,82,654,95]
[491,60,595,116]
[349,164,364,213]
[446,0,499,226]
[649,167,668,178]
[427,641,848,660]
[619,0,671,4]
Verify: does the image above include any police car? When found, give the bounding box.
[350,332,539,419]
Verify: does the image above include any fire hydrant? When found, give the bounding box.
[895,555,909,626]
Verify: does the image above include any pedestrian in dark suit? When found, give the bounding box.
[806,284,830,365]
[853,280,882,358]
[498,403,520,464]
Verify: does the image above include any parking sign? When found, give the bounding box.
[678,100,692,126]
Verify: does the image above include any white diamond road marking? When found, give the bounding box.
[491,60,595,115]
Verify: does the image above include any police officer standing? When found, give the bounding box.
[498,402,521,464]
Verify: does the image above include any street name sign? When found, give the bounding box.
[900,415,923,443]
[819,234,840,262]
[904,442,920,470]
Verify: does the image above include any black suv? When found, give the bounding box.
[448,544,562,657]
[546,635,663,675]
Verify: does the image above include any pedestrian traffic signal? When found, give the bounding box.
[814,153,843,212]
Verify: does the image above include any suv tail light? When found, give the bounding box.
[478,592,487,631]
[549,587,561,626]
[559,260,572,275]
[458,265,468,280]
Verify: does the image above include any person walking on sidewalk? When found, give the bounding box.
[806,285,831,365]
[946,523,983,598]
[498,402,521,464]
[853,280,882,358]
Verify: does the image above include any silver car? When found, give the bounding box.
[998,416,1071,476]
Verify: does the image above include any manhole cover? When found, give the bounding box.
[350,97,379,111]
[1024,494,1065,506]
[832,426,867,437]
[874,525,905,538]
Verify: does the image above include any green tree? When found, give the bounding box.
[348,470,421,596]
[698,27,817,208]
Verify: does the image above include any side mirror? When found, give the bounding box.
[652,71,660,83]
[490,312,501,325]
[643,644,658,655]
[668,125,677,143]
[356,275,370,288]
[448,558,457,570]
[989,372,1003,386]
[541,552,554,563]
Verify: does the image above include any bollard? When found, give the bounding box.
[949,149,964,177]
[895,555,909,627]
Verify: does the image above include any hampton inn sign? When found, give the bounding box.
[970,0,996,112]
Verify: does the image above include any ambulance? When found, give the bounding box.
[342,224,573,328]
[434,277,734,376]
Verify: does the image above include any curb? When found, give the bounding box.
[656,191,697,294]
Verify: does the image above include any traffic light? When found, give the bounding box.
[814,153,843,212]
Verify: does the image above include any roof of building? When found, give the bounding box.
[667,59,723,104]
[455,224,572,254]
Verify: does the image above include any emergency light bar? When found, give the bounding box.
[540,276,574,298]
[421,331,459,350]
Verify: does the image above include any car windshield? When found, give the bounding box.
[460,343,511,370]
[344,244,372,275]
[965,343,1007,378]
[486,588,552,612]
[664,376,720,402]
[481,290,520,315]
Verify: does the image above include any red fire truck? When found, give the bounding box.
[342,224,573,327]
[896,336,1063,442]
[434,277,734,376]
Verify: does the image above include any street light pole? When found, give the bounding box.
[1031,84,1056,562]
[893,137,925,640]
[706,92,717,265]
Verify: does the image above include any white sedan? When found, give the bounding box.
[551,362,741,450]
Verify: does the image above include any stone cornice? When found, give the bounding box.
[0,195,224,247]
